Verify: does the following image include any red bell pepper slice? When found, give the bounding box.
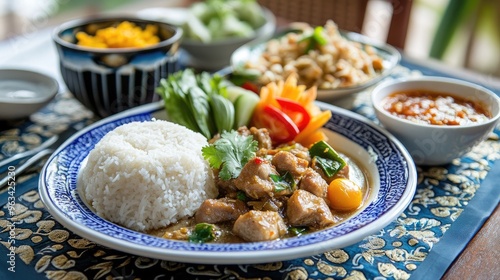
[253,105,299,144]
[241,81,260,94]
[276,97,311,130]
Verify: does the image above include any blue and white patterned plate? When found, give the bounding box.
[39,101,417,264]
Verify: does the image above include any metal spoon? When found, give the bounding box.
[0,126,78,189]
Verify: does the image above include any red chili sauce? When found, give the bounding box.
[382,90,490,125]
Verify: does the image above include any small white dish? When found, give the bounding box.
[372,76,500,165]
[137,7,190,26]
[0,69,58,120]
[39,101,416,264]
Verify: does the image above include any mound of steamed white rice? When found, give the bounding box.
[80,120,218,232]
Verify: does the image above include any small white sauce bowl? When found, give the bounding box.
[0,69,58,120]
[371,76,500,165]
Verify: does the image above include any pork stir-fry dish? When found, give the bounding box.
[156,127,368,243]
[241,21,384,90]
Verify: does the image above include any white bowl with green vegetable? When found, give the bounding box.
[138,0,276,70]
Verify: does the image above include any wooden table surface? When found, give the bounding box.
[442,204,500,279]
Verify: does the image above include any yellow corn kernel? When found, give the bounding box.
[76,21,160,48]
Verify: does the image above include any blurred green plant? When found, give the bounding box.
[429,0,500,68]
[55,0,137,14]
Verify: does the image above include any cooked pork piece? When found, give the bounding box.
[280,143,311,161]
[271,151,309,178]
[237,126,252,138]
[237,126,273,150]
[234,158,279,199]
[247,197,284,212]
[250,127,273,149]
[214,170,238,193]
[286,189,335,228]
[195,198,249,224]
[299,168,328,198]
[233,210,287,242]
[334,164,350,179]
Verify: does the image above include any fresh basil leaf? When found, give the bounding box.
[309,140,347,177]
[179,68,197,91]
[270,172,296,192]
[314,156,343,177]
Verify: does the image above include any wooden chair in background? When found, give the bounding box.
[257,0,413,50]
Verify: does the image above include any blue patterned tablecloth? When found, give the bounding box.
[0,57,499,280]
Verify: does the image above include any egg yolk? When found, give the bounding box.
[327,178,363,211]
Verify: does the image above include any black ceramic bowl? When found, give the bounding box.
[53,15,182,118]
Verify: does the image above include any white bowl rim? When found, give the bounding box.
[0,68,58,104]
[371,76,500,129]
[52,15,183,54]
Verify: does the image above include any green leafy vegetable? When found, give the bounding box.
[288,226,308,237]
[186,86,215,139]
[309,140,347,177]
[188,223,217,243]
[314,157,344,177]
[156,69,236,139]
[229,68,261,87]
[210,94,235,132]
[202,130,258,180]
[229,86,260,128]
[157,76,199,133]
[299,26,328,53]
[184,0,266,42]
[270,171,296,192]
[236,191,247,201]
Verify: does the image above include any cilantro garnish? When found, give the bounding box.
[202,130,258,180]
[188,223,217,243]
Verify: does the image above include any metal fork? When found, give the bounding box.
[0,126,79,189]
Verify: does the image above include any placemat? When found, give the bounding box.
[1,59,499,279]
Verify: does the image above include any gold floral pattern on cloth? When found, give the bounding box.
[1,65,500,279]
[0,91,94,164]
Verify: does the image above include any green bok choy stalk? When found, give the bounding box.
[156,69,234,139]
